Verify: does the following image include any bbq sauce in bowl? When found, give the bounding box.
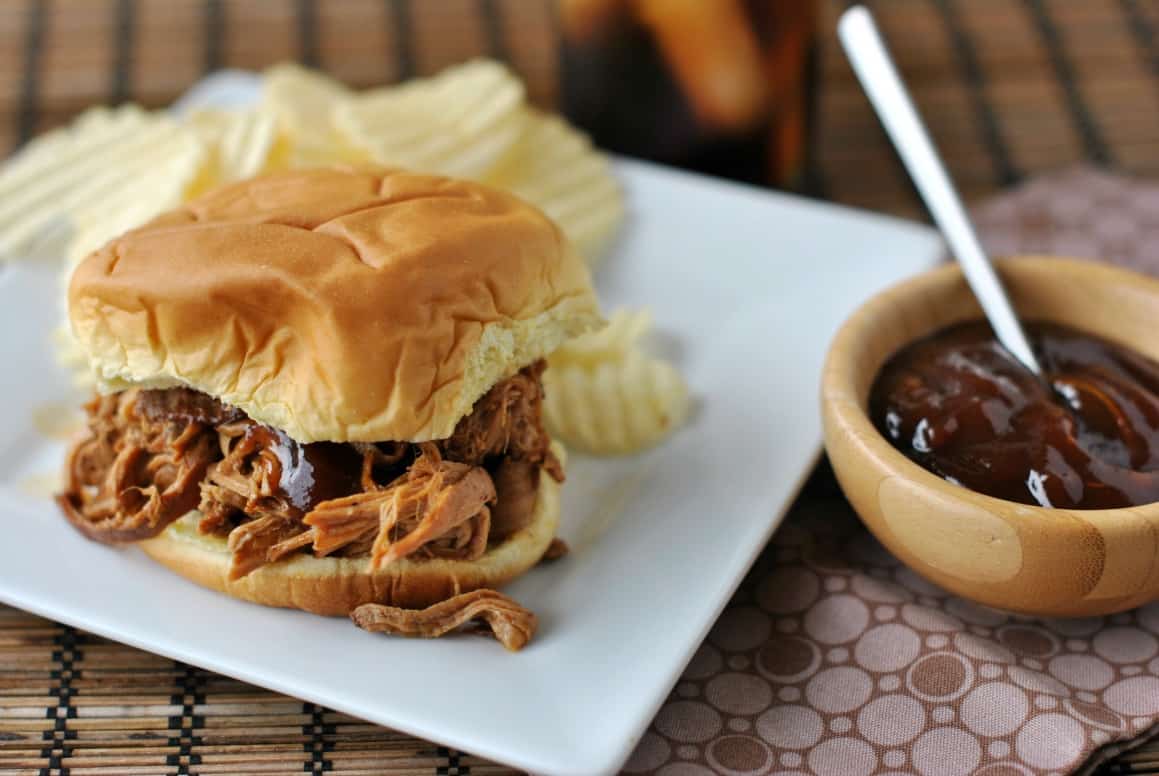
[870,321,1159,509]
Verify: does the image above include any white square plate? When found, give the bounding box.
[0,74,940,775]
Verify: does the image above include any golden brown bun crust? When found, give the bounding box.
[137,472,560,616]
[69,166,602,443]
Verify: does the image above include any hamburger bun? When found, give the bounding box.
[68,166,602,444]
[138,465,560,616]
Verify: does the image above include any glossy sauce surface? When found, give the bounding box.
[136,388,369,513]
[252,427,363,512]
[870,321,1159,509]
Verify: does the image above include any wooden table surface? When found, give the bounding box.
[2,1,1158,773]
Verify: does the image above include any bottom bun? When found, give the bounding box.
[138,473,560,616]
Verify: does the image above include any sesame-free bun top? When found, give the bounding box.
[68,166,602,443]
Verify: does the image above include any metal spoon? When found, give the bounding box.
[837,5,1043,377]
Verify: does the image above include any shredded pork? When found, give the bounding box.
[490,459,541,540]
[350,589,538,651]
[302,444,496,568]
[442,360,563,479]
[58,363,558,580]
[136,387,244,426]
[56,393,218,542]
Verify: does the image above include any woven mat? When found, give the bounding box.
[3,1,1159,774]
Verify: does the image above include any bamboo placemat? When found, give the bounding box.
[2,1,1159,774]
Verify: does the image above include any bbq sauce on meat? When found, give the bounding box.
[249,427,363,512]
[870,321,1159,509]
[139,390,363,513]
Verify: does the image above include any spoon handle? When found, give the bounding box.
[837,5,1043,376]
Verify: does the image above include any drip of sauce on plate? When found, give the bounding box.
[870,321,1159,509]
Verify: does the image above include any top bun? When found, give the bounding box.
[68,166,602,443]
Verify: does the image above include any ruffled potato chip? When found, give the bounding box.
[334,60,527,179]
[188,108,279,189]
[0,106,206,259]
[483,110,624,261]
[545,308,690,454]
[259,63,356,163]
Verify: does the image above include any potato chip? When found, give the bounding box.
[1,106,147,183]
[54,134,207,379]
[260,63,363,166]
[261,63,348,139]
[0,106,206,259]
[66,183,186,269]
[65,142,206,263]
[188,108,279,187]
[277,139,369,169]
[549,308,652,367]
[543,350,690,455]
[545,307,690,454]
[334,60,527,179]
[0,107,146,255]
[481,111,624,261]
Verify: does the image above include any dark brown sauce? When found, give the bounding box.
[870,321,1159,509]
[247,427,363,513]
[137,387,243,426]
[137,389,365,513]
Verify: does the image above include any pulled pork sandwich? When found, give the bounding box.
[57,166,602,650]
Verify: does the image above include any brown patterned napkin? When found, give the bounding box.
[623,167,1159,776]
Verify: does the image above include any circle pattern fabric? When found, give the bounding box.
[625,497,1157,775]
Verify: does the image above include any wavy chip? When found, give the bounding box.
[483,111,624,261]
[335,60,527,179]
[188,108,279,187]
[548,308,652,367]
[55,159,202,389]
[260,63,355,162]
[0,106,205,259]
[545,308,689,454]
[544,351,690,455]
[45,117,206,382]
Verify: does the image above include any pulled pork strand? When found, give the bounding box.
[352,442,408,490]
[302,444,496,569]
[351,589,537,651]
[443,360,564,481]
[489,459,541,539]
[198,423,286,535]
[57,391,218,543]
[371,445,495,566]
[136,387,244,426]
[226,514,304,580]
[266,529,315,563]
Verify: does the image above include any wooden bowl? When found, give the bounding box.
[822,256,1159,617]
